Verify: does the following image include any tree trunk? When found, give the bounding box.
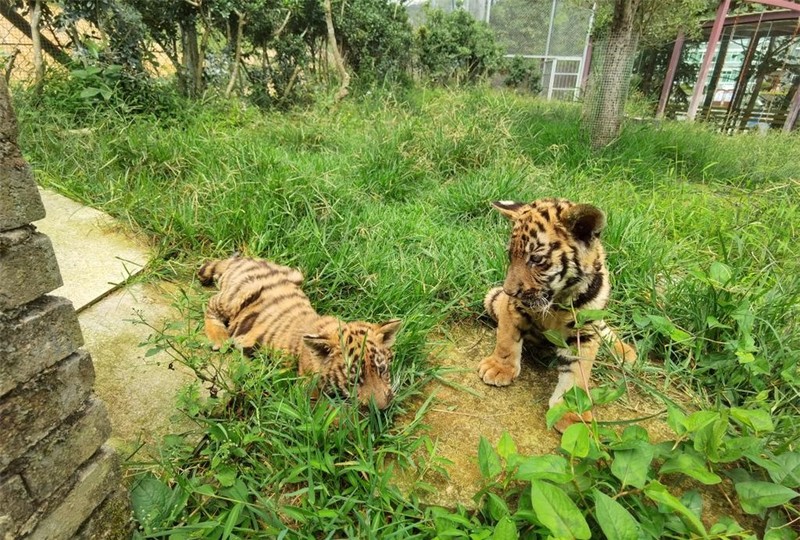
[701,27,731,115]
[179,16,202,98]
[29,0,43,90]
[585,0,639,149]
[323,0,349,103]
[225,11,245,98]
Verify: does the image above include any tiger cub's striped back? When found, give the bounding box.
[199,256,401,409]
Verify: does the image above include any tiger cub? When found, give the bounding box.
[198,256,401,409]
[478,198,636,432]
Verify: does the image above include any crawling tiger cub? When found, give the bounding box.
[198,256,401,409]
[478,198,636,432]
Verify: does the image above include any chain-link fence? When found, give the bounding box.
[0,6,73,85]
[1,17,39,83]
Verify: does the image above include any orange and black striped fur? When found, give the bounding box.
[478,199,636,432]
[198,256,401,409]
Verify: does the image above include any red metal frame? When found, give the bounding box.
[687,0,732,120]
[685,0,800,122]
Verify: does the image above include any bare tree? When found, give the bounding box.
[29,0,44,89]
[323,0,349,103]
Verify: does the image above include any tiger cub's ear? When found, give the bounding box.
[562,204,606,243]
[303,334,333,360]
[376,319,402,347]
[491,201,525,219]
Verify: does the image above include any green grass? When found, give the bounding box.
[15,87,800,537]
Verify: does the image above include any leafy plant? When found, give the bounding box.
[446,412,799,539]
[415,5,504,85]
[503,56,542,94]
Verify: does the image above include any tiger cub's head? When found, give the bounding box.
[302,320,402,410]
[493,198,607,311]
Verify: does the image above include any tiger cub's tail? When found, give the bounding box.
[197,256,237,286]
[483,287,505,323]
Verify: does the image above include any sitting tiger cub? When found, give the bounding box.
[198,256,401,409]
[478,198,636,432]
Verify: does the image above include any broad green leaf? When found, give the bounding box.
[497,431,517,460]
[621,425,650,443]
[705,315,731,329]
[478,436,503,479]
[718,436,763,463]
[530,480,591,539]
[79,87,102,99]
[764,510,796,540]
[514,455,572,483]
[590,384,625,405]
[492,516,518,540]
[563,386,592,413]
[486,493,511,521]
[709,262,732,285]
[575,309,609,326]
[543,329,569,348]
[769,453,800,488]
[682,410,720,433]
[659,453,722,485]
[611,444,653,489]
[669,327,693,343]
[130,474,183,532]
[730,408,774,434]
[665,404,687,436]
[214,466,237,488]
[593,490,638,540]
[692,412,728,463]
[192,484,216,497]
[644,481,707,537]
[734,481,799,515]
[561,423,590,458]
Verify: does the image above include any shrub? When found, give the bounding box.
[503,56,542,93]
[415,5,504,85]
[335,0,414,90]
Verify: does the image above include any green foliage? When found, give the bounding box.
[460,414,799,539]
[16,87,800,536]
[502,56,542,94]
[129,292,442,537]
[334,0,414,89]
[415,5,504,85]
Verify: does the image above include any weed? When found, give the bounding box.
[16,86,800,537]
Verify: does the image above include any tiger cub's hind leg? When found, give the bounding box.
[204,294,231,351]
[596,322,637,364]
[550,336,602,433]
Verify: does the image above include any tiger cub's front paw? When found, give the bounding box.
[478,356,520,386]
[553,410,593,434]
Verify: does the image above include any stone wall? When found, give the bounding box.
[0,79,130,538]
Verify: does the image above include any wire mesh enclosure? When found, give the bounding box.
[407,0,595,101]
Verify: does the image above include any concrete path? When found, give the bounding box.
[35,188,197,453]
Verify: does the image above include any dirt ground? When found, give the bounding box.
[395,323,679,507]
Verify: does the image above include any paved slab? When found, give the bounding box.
[31,188,195,452]
[77,282,198,452]
[33,189,149,312]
